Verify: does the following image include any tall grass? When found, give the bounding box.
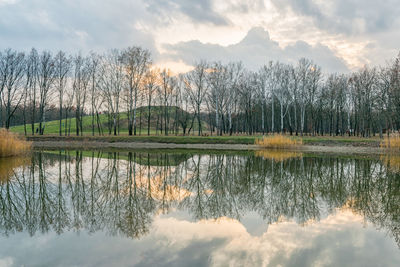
[380,135,400,151]
[255,134,302,149]
[0,129,31,158]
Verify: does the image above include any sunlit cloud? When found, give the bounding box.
[0,0,398,73]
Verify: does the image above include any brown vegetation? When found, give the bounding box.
[255,134,302,149]
[380,135,400,151]
[0,129,31,158]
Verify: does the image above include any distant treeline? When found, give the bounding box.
[1,47,399,136]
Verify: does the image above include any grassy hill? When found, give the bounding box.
[11,106,204,135]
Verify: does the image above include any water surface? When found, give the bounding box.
[0,150,399,266]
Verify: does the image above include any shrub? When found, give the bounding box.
[255,134,302,148]
[0,129,31,158]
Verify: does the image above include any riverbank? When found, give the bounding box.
[26,134,381,146]
[29,135,385,156]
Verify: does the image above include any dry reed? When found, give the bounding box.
[255,134,302,149]
[0,129,31,158]
[380,135,400,151]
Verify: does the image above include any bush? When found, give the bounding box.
[255,134,302,148]
[0,129,31,158]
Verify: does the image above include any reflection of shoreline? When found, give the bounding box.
[381,154,400,173]
[255,150,303,161]
[31,141,385,155]
[0,157,29,183]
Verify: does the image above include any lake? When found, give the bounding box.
[0,150,399,266]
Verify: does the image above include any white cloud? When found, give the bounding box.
[0,0,17,6]
[0,257,14,267]
[163,27,349,73]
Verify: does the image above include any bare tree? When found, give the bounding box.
[388,53,400,131]
[98,50,124,136]
[273,63,292,133]
[54,51,71,136]
[259,62,273,134]
[143,69,158,135]
[121,47,151,136]
[307,63,322,135]
[349,67,377,137]
[176,74,192,135]
[183,61,209,136]
[26,48,39,135]
[226,62,243,135]
[88,52,100,136]
[72,54,90,136]
[296,58,313,135]
[159,69,175,136]
[37,51,56,135]
[237,71,257,134]
[63,83,75,136]
[207,62,230,136]
[0,49,25,129]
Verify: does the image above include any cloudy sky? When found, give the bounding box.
[1,0,399,73]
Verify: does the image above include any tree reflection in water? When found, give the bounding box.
[0,150,399,246]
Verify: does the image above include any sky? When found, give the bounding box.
[0,0,399,73]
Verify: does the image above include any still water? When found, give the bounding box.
[0,150,399,266]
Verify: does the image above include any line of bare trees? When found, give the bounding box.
[1,47,399,137]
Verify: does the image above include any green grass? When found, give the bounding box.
[27,135,260,144]
[10,106,203,135]
[11,111,123,134]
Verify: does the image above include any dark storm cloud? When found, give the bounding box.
[164,27,349,73]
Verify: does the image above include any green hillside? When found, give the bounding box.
[10,106,204,135]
